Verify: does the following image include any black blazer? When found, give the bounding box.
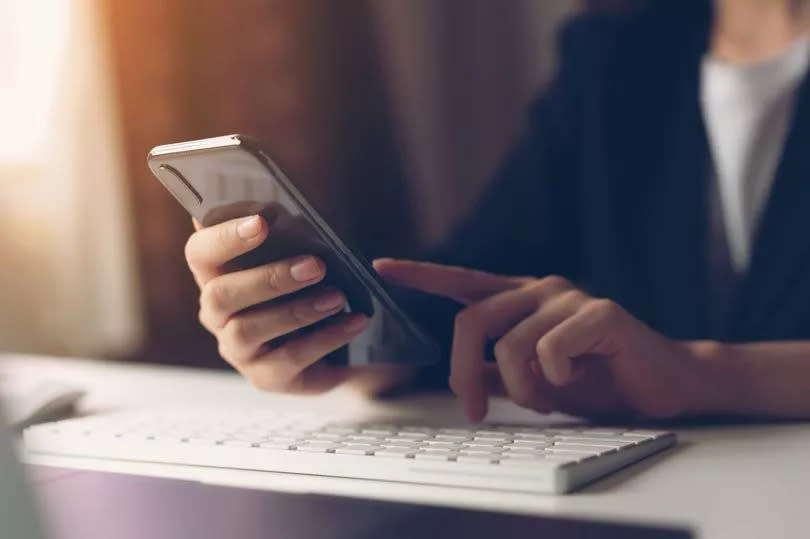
[409,1,810,380]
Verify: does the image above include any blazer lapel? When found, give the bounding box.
[644,67,712,339]
[732,74,810,336]
[640,19,713,340]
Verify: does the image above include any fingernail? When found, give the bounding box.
[236,216,261,239]
[343,315,367,334]
[314,291,344,312]
[467,398,487,423]
[290,257,322,282]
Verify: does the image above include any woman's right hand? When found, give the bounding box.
[184,214,375,394]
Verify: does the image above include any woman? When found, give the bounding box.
[184,0,810,421]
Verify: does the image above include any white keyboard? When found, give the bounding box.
[24,409,676,494]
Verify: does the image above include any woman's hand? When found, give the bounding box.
[375,258,706,422]
[185,215,415,395]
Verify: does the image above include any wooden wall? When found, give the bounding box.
[102,0,413,366]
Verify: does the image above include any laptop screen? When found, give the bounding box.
[30,465,693,539]
[0,407,46,539]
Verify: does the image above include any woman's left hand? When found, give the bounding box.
[374,259,707,422]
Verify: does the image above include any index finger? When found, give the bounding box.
[184,215,268,285]
[449,285,546,421]
[373,258,525,305]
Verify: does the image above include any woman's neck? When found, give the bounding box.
[712,0,810,64]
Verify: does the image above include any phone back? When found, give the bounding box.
[148,135,440,366]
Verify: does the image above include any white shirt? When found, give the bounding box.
[700,35,810,273]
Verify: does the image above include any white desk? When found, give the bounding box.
[5,353,810,539]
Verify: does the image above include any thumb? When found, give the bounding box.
[373,258,523,305]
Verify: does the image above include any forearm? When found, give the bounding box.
[686,341,810,418]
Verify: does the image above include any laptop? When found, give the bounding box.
[0,406,46,539]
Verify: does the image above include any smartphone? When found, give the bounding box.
[147,134,441,366]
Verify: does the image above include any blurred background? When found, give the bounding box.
[0,0,627,368]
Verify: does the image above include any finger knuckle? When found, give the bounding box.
[493,337,515,363]
[536,336,557,359]
[287,301,309,324]
[558,288,586,305]
[198,307,215,332]
[201,280,231,316]
[454,307,480,333]
[587,298,622,321]
[224,317,255,348]
[216,340,236,365]
[262,264,285,294]
[217,223,234,251]
[539,275,572,291]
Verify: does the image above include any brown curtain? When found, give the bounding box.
[370,0,577,245]
[103,0,413,367]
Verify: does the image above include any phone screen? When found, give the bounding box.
[148,136,441,366]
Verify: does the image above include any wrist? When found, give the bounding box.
[680,340,740,415]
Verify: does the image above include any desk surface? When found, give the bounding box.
[4,353,810,539]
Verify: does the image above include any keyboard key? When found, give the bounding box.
[456,455,497,465]
[458,450,502,459]
[221,439,256,447]
[513,433,554,441]
[434,434,469,441]
[545,447,603,457]
[297,444,338,453]
[347,435,384,443]
[395,432,430,440]
[463,440,504,448]
[374,447,418,458]
[261,437,299,445]
[335,445,376,456]
[299,440,336,448]
[382,440,420,448]
[473,434,512,442]
[555,439,631,448]
[510,440,552,448]
[499,452,543,460]
[552,443,616,454]
[310,432,344,441]
[423,440,463,448]
[147,435,187,442]
[414,451,456,461]
[184,437,219,445]
[624,430,668,439]
[257,441,294,450]
[557,433,631,442]
[503,446,547,454]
